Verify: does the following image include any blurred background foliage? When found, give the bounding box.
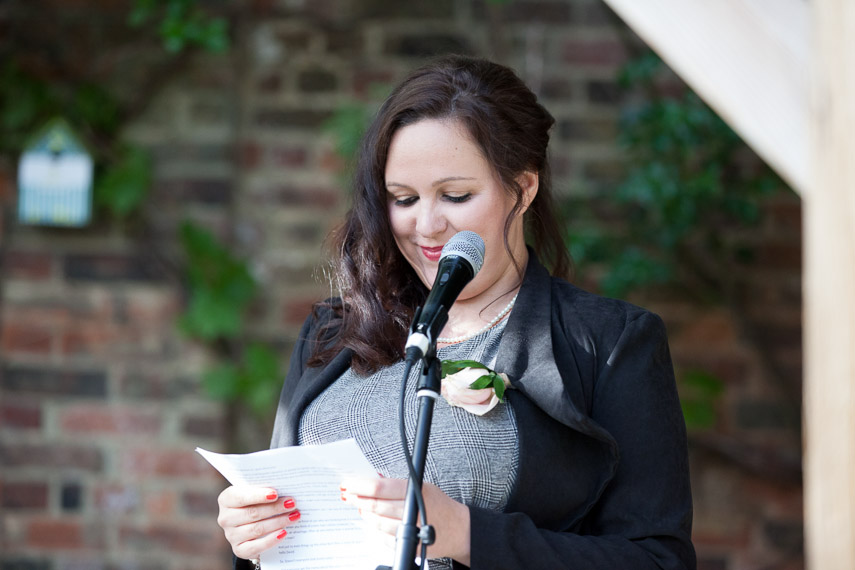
[0,0,281,430]
[568,51,781,303]
[565,51,785,429]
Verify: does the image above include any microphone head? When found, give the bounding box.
[440,231,485,276]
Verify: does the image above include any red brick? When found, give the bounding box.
[0,402,43,429]
[1,322,52,354]
[766,196,802,233]
[674,312,738,347]
[94,483,140,515]
[353,69,395,96]
[119,522,224,554]
[182,415,226,439]
[257,73,282,93]
[0,443,103,471]
[274,185,340,208]
[563,38,628,67]
[59,405,162,435]
[59,325,119,356]
[692,529,751,549]
[182,490,219,516]
[3,251,54,280]
[144,489,178,518]
[282,296,322,327]
[0,168,11,200]
[1,481,49,509]
[1,365,108,398]
[63,253,167,282]
[319,148,345,173]
[271,146,308,167]
[120,448,214,479]
[756,243,802,270]
[240,141,262,168]
[27,518,83,550]
[124,292,180,326]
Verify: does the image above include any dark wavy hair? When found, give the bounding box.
[307,55,571,374]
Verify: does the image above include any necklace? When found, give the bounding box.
[437,293,518,345]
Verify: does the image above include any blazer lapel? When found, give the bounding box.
[497,254,617,448]
[275,348,353,447]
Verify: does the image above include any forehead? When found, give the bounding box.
[385,119,489,178]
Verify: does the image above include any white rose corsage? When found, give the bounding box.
[440,359,511,416]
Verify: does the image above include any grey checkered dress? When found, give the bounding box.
[298,318,519,569]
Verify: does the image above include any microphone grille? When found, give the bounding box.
[441,231,485,275]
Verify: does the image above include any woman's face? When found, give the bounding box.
[384,118,535,302]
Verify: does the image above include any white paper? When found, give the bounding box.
[196,439,393,570]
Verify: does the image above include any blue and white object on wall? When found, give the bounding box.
[18,118,93,227]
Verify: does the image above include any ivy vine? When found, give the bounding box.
[567,51,786,429]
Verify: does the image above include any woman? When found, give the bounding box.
[217,55,696,569]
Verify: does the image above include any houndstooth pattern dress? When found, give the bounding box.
[298,319,519,570]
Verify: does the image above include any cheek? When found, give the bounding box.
[387,205,409,238]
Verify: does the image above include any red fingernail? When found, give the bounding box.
[276,529,287,540]
[288,510,301,522]
[340,493,346,501]
[266,493,277,500]
[283,498,296,509]
[339,485,347,492]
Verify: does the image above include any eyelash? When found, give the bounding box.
[392,193,472,207]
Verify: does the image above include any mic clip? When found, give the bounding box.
[404,305,448,363]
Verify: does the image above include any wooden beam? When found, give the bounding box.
[602,0,810,195]
[805,1,855,568]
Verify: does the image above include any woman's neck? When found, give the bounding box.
[438,248,527,343]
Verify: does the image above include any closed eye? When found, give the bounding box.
[392,195,418,207]
[444,193,472,204]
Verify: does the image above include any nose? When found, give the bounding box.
[415,201,446,238]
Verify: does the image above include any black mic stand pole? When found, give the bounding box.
[377,319,442,570]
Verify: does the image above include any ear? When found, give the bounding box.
[516,170,539,214]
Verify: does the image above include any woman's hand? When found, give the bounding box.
[216,486,301,560]
[340,477,471,566]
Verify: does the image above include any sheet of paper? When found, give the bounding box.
[197,439,393,570]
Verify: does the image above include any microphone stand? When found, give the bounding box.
[377,309,442,570]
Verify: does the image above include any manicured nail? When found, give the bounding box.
[340,493,347,501]
[339,485,347,492]
[288,510,301,522]
[283,498,296,509]
[266,492,277,500]
[276,529,288,540]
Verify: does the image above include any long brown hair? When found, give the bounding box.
[308,55,570,374]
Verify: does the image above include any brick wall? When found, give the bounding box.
[0,1,803,569]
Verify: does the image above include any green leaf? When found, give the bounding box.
[493,376,506,401]
[242,343,282,417]
[468,374,495,390]
[441,359,489,378]
[202,363,241,400]
[177,221,257,340]
[678,369,724,430]
[94,146,151,217]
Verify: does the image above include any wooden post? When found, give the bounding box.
[805,1,855,568]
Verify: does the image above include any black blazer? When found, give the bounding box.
[242,254,695,570]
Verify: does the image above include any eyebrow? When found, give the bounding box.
[386,176,477,189]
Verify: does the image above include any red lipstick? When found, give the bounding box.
[420,246,443,262]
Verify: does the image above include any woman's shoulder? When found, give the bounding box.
[296,297,345,342]
[548,275,665,341]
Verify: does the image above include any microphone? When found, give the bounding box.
[405,231,485,362]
